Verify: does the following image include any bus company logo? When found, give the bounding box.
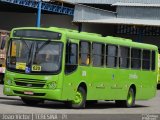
[142,114,159,120]
[26,84,32,87]
[129,73,138,79]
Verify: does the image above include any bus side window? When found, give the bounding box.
[142,50,150,70]
[131,48,141,69]
[151,51,155,70]
[79,41,91,66]
[106,45,118,68]
[119,46,130,68]
[65,42,78,74]
[92,43,105,67]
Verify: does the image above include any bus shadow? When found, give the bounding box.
[86,103,148,109]
[157,84,160,90]
[0,97,20,101]
[0,100,68,109]
[0,99,149,109]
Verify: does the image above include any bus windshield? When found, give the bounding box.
[7,39,62,74]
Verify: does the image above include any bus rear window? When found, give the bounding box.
[13,30,62,40]
[152,51,155,70]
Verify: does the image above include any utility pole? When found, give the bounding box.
[36,0,42,27]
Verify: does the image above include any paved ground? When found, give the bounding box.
[0,84,160,120]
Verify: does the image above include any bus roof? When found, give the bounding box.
[11,27,158,51]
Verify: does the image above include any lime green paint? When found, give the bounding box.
[158,54,160,84]
[4,27,158,104]
[73,91,82,104]
[127,91,133,105]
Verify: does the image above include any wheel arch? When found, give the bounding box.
[78,82,87,94]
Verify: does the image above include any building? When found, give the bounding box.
[0,0,76,30]
[62,0,160,47]
[0,0,160,47]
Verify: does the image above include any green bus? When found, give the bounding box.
[3,27,158,108]
[158,54,160,85]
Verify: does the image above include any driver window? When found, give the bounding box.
[65,42,78,74]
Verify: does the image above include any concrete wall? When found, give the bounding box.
[0,12,77,30]
[74,4,116,21]
[117,6,160,20]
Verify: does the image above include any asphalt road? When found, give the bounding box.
[0,84,160,120]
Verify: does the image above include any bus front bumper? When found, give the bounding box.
[3,85,62,100]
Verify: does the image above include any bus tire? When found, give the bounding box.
[126,87,135,107]
[115,87,135,108]
[21,97,44,106]
[68,87,86,109]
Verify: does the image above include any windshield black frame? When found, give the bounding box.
[6,38,63,75]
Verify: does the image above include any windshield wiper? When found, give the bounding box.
[20,38,30,50]
[34,40,52,59]
[27,42,34,66]
[36,40,51,53]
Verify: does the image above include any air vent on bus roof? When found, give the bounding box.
[80,32,102,37]
[49,27,78,33]
[106,36,132,42]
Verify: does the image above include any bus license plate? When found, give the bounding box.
[24,91,34,95]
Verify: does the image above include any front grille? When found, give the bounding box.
[14,78,46,88]
[15,82,44,87]
[13,90,46,96]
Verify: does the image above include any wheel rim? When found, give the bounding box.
[127,90,133,105]
[73,91,83,104]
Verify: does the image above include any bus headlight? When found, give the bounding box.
[47,81,57,89]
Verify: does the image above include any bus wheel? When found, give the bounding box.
[126,87,135,107]
[69,87,86,109]
[21,97,44,106]
[115,87,135,108]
